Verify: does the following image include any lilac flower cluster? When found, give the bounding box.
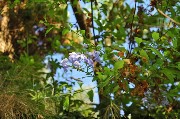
[60,51,101,71]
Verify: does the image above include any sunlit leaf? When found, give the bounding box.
[63,96,69,111]
[161,69,175,83]
[114,60,124,70]
[62,28,69,35]
[152,32,159,41]
[149,48,165,60]
[172,38,177,48]
[112,85,119,93]
[80,30,85,36]
[135,37,142,45]
[45,27,53,35]
[140,49,149,61]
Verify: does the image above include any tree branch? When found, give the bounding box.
[70,0,92,38]
[157,8,180,25]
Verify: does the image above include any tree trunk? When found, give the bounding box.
[0,4,14,59]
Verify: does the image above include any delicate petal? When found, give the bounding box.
[94,51,101,63]
[87,52,94,58]
[69,52,78,63]
[73,61,81,68]
[60,58,69,71]
[87,51,101,63]
[60,58,68,64]
[84,58,94,67]
[80,54,87,60]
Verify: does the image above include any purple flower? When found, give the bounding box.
[69,52,80,63]
[93,51,101,63]
[84,58,94,67]
[87,51,101,63]
[73,61,81,68]
[60,58,69,71]
[87,52,94,58]
[80,54,87,60]
[60,51,101,71]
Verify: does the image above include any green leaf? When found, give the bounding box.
[45,27,53,35]
[149,48,165,60]
[114,60,124,70]
[135,37,142,45]
[172,38,177,48]
[39,20,44,24]
[177,62,180,70]
[104,67,111,75]
[62,28,69,35]
[77,82,83,88]
[97,72,107,80]
[87,90,94,102]
[112,85,119,93]
[80,30,85,36]
[82,8,90,14]
[63,96,69,111]
[152,32,159,41]
[73,0,78,5]
[161,69,175,83]
[99,78,110,88]
[55,40,61,46]
[140,49,149,61]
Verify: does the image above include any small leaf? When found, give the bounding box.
[114,60,124,70]
[177,62,180,70]
[135,37,142,45]
[63,96,69,111]
[99,78,110,88]
[140,49,149,61]
[77,82,83,88]
[39,20,44,24]
[152,32,159,41]
[112,85,119,93]
[55,40,61,46]
[45,27,53,35]
[172,38,177,48]
[149,48,165,60]
[62,29,69,35]
[104,67,111,75]
[87,90,94,102]
[80,30,85,36]
[83,8,90,14]
[161,69,175,83]
[97,72,107,80]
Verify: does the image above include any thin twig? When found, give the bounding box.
[157,8,180,25]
